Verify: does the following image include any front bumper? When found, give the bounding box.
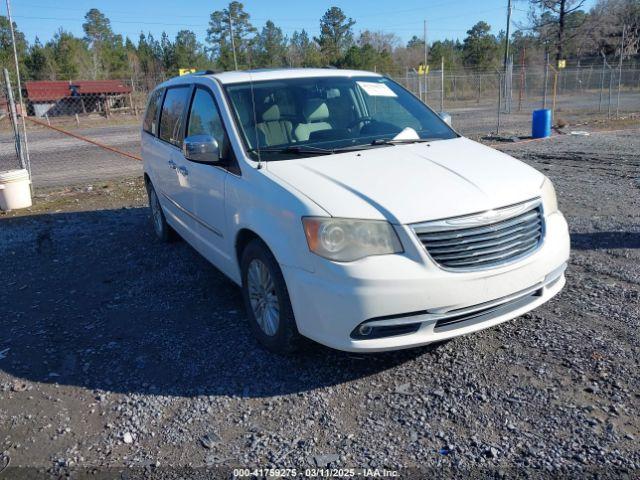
[282,211,570,352]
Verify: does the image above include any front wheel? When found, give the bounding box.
[240,239,302,354]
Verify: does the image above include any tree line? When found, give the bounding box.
[0,0,637,90]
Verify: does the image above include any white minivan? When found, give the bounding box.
[141,68,570,353]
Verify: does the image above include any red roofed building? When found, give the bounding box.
[25,80,133,117]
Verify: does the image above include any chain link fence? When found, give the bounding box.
[0,78,145,188]
[1,63,638,189]
[390,63,640,136]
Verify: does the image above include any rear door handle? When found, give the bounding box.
[168,160,176,170]
[177,166,189,176]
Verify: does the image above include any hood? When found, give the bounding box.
[267,137,544,224]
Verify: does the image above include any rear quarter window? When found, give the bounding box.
[143,89,163,135]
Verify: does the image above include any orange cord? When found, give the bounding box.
[25,116,142,161]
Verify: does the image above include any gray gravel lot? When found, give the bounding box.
[0,130,639,478]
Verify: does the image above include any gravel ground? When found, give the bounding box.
[0,129,639,478]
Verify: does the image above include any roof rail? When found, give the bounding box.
[191,70,219,75]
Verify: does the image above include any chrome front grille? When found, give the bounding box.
[412,199,544,270]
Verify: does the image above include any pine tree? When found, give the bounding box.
[25,37,54,80]
[82,8,115,79]
[206,2,256,70]
[315,7,355,65]
[288,30,322,67]
[254,21,286,67]
[462,21,500,70]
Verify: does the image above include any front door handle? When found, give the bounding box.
[168,160,177,170]
[177,166,189,176]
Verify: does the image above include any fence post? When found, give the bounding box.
[506,56,513,113]
[552,67,558,120]
[518,57,525,112]
[440,57,444,112]
[608,65,613,119]
[477,74,481,104]
[5,0,31,178]
[3,68,26,171]
[599,56,605,112]
[405,66,409,93]
[616,25,625,118]
[453,75,457,101]
[496,72,502,135]
[542,52,549,109]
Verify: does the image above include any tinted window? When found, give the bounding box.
[159,86,190,147]
[187,88,227,152]
[143,89,163,135]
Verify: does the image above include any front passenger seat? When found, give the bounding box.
[256,104,293,146]
[294,99,332,142]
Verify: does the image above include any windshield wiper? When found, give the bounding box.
[248,145,335,155]
[331,138,434,153]
[369,138,433,145]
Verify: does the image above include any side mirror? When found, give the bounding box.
[183,135,221,163]
[438,112,452,126]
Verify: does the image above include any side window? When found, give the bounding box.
[187,87,228,154]
[159,86,190,147]
[143,89,163,135]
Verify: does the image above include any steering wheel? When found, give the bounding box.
[347,116,373,132]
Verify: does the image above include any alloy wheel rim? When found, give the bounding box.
[247,259,280,336]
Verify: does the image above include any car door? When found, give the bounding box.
[154,85,196,234]
[181,84,232,268]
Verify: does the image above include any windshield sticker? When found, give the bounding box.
[356,81,397,97]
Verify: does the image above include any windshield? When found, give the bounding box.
[224,75,457,160]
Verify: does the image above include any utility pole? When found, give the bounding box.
[5,0,31,177]
[423,19,428,102]
[503,0,512,70]
[228,11,238,70]
[502,0,512,112]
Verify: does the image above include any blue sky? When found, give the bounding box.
[8,0,597,46]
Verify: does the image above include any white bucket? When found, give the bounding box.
[0,169,32,211]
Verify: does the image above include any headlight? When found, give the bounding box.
[302,217,403,262]
[541,176,558,214]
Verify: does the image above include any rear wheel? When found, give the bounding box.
[146,181,176,242]
[240,239,301,353]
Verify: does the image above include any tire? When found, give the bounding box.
[240,239,302,354]
[146,180,176,243]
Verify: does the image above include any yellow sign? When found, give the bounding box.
[179,68,197,76]
[418,64,429,75]
[557,59,566,69]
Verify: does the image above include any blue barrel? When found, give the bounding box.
[532,109,552,138]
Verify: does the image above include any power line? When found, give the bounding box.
[13,0,462,22]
